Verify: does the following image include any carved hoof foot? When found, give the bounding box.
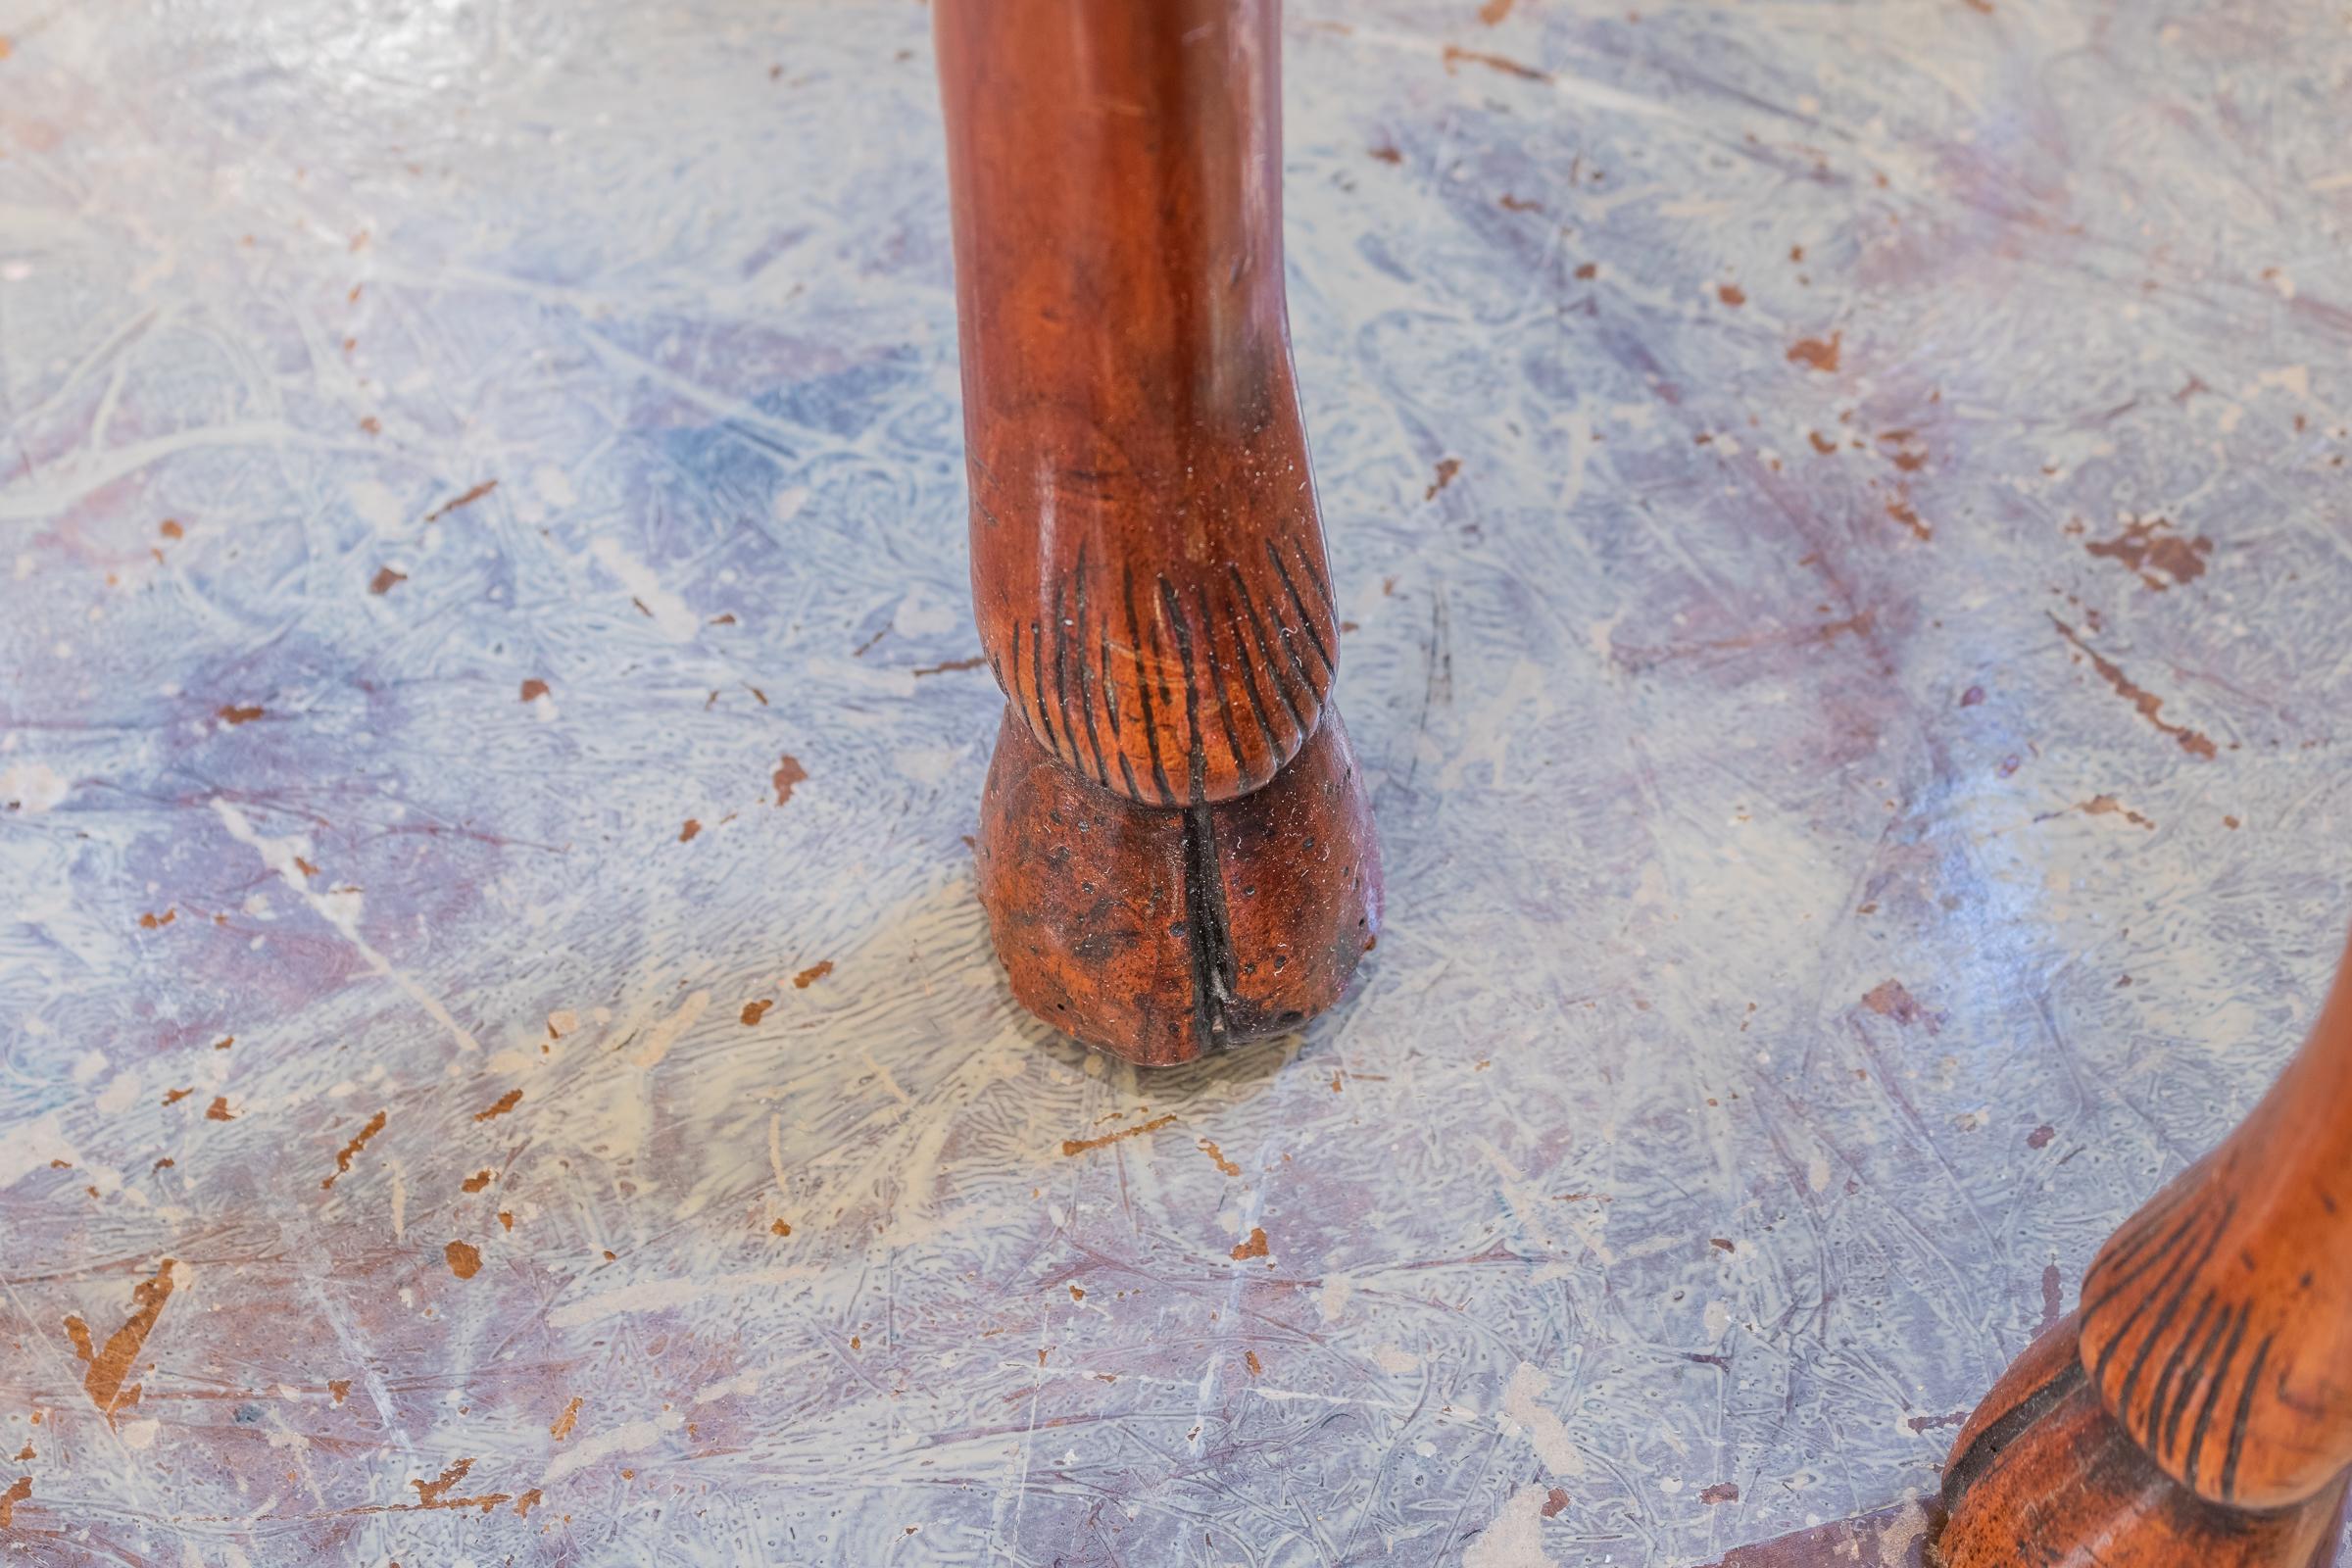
[1936,1313,2351,1568]
[974,701,1382,1065]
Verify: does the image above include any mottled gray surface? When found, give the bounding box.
[4,0,2351,1563]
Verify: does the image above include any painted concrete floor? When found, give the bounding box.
[5,0,2352,1563]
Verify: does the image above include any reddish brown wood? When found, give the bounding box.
[935,0,1380,1062]
[935,0,1338,808]
[1937,933,2352,1565]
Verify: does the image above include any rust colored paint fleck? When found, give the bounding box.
[1478,0,1513,22]
[1424,457,1461,501]
[1061,1112,1178,1156]
[2082,794,2155,829]
[1369,143,1402,164]
[519,678,550,702]
[1543,1486,1570,1517]
[74,1259,174,1417]
[1699,1482,1740,1503]
[460,1169,493,1193]
[162,1087,192,1105]
[2225,814,2242,828]
[1230,1226,1270,1260]
[10,1445,27,1460]
[214,1036,232,1050]
[205,1096,234,1120]
[138,909,175,928]
[1498,194,1542,212]
[0,1476,26,1529]
[1807,430,1837,454]
[1441,43,1548,80]
[1575,261,1598,278]
[2084,516,2213,590]
[1787,332,1841,371]
[678,818,702,842]
[328,1379,350,1404]
[413,1457,472,1505]
[2047,613,2219,758]
[770,1218,791,1236]
[423,479,498,521]
[1245,1349,1263,1375]
[1717,283,1745,305]
[218,705,265,725]
[158,519,184,540]
[741,999,772,1025]
[473,1089,523,1121]
[514,1488,543,1517]
[368,566,407,594]
[551,1396,582,1440]
[1200,1139,1243,1176]
[1885,498,1932,541]
[321,1109,387,1189]
[792,959,833,989]
[1862,979,1934,1030]
[1711,1237,1736,1252]
[2027,1123,2056,1149]
[1069,1284,1084,1300]
[498,1210,514,1231]
[444,1241,481,1279]
[772,753,808,805]
[911,655,989,676]
[293,856,319,878]
[748,685,768,706]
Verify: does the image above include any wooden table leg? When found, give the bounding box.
[1937,930,2352,1566]
[933,0,1380,1065]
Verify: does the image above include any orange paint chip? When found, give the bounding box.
[423,479,498,521]
[514,1488,543,1517]
[292,857,319,878]
[473,1089,522,1121]
[0,1476,26,1530]
[550,1396,582,1440]
[1245,1349,1263,1376]
[70,1259,173,1416]
[214,1036,234,1051]
[679,818,702,843]
[162,1088,192,1105]
[412,1457,472,1505]
[519,678,550,703]
[1787,332,1841,372]
[461,1169,493,1193]
[1230,1226,1270,1260]
[772,753,808,806]
[498,1210,514,1231]
[741,999,772,1025]
[770,1219,791,1237]
[792,960,833,989]
[444,1241,481,1280]
[321,1108,387,1189]
[1199,1139,1242,1177]
[328,1379,351,1405]
[1062,1112,1177,1156]
[1717,283,1746,306]
[218,705,265,725]
[158,519,184,540]
[368,566,407,595]
[137,909,175,929]
[205,1097,234,1121]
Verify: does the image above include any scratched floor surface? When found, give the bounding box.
[5,0,2352,1563]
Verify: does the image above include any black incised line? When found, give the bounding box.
[1179,801,1238,1053]
[2113,1204,2235,1424]
[1266,537,1336,680]
[1157,576,1209,806]
[1227,564,1309,740]
[2092,1200,2233,1390]
[1063,558,1110,790]
[1122,564,1176,806]
[1097,623,1142,800]
[2218,1332,2275,1503]
[2082,1197,2220,1327]
[1939,1355,2083,1512]
[2143,1290,2219,1451]
[1194,582,1253,793]
[2163,1295,2237,1460]
[1030,619,1067,764]
[2184,1302,2252,1494]
[1292,534,1338,620]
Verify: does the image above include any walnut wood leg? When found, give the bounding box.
[933,0,1380,1063]
[1937,930,2352,1566]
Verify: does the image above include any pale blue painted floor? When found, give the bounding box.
[4,0,2351,1563]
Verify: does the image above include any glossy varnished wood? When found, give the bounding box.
[935,0,1378,1061]
[1939,937,2352,1565]
[935,0,1338,809]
